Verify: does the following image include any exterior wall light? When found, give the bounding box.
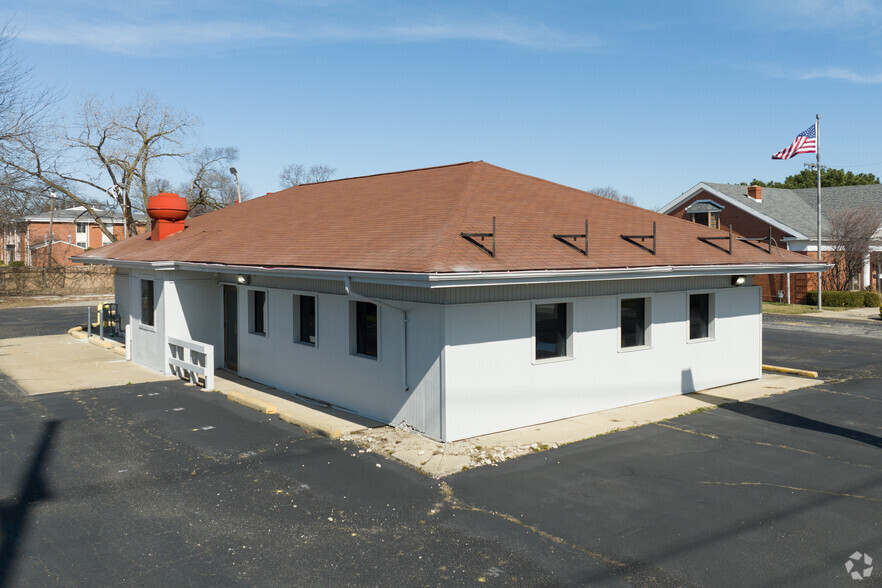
[237,275,250,285]
[732,275,747,287]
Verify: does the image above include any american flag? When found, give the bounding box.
[772,124,817,160]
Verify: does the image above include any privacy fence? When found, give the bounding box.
[0,266,116,295]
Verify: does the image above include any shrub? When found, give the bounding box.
[863,290,881,307]
[806,290,869,307]
[9,261,24,267]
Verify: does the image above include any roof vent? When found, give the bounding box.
[147,193,188,241]
[747,185,763,203]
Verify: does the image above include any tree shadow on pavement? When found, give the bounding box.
[0,419,60,587]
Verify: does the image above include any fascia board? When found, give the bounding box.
[73,258,829,289]
[659,183,810,241]
[658,183,711,214]
[424,263,830,287]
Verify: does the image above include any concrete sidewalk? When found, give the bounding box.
[766,305,881,321]
[1,332,821,478]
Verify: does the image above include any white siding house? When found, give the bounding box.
[77,163,826,441]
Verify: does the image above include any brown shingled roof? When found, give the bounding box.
[78,161,819,273]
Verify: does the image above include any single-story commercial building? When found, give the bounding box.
[75,162,826,441]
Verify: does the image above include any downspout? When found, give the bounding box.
[344,276,409,392]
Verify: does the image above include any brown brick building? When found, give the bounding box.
[3,206,146,266]
[661,183,882,304]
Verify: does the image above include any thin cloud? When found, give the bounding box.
[740,0,880,31]
[761,64,882,85]
[12,14,602,56]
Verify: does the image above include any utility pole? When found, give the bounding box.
[47,190,57,267]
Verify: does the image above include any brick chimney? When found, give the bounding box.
[747,185,763,203]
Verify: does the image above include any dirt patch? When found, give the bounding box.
[341,426,559,477]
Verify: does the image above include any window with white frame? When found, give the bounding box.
[76,223,87,248]
[140,279,155,327]
[248,289,268,335]
[534,302,572,361]
[350,300,378,358]
[620,296,650,349]
[689,293,714,341]
[294,294,317,346]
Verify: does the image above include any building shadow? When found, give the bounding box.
[680,366,880,449]
[697,391,882,449]
[0,419,60,587]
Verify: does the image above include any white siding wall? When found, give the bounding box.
[442,286,761,441]
[163,273,223,365]
[129,271,166,372]
[114,269,130,333]
[233,287,445,438]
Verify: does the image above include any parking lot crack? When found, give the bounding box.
[434,482,629,571]
[694,480,882,503]
[654,422,718,439]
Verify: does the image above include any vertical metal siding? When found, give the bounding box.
[114,269,130,327]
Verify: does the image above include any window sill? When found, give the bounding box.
[618,344,652,353]
[350,352,379,362]
[295,340,317,348]
[249,331,267,337]
[138,324,155,333]
[532,355,574,365]
[687,337,714,345]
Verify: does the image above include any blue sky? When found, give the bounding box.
[3,0,881,209]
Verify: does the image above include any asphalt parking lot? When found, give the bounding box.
[0,306,880,586]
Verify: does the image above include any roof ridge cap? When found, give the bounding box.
[277,161,479,192]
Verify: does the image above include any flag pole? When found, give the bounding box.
[815,114,822,311]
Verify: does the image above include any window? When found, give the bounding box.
[248,289,267,335]
[76,223,87,248]
[534,302,571,360]
[620,297,649,349]
[294,295,316,346]
[691,211,720,229]
[689,293,713,340]
[140,279,155,327]
[352,301,378,358]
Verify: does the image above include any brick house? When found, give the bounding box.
[7,206,147,266]
[661,183,882,304]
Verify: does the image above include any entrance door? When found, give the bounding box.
[223,285,238,371]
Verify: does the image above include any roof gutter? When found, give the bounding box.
[71,258,829,288]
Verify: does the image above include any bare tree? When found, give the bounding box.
[1,90,196,241]
[279,163,336,188]
[0,22,55,225]
[184,146,249,215]
[823,207,882,291]
[589,185,637,206]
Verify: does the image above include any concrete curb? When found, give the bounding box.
[112,346,126,357]
[762,364,819,378]
[226,391,278,415]
[88,335,112,349]
[68,327,88,340]
[277,411,342,439]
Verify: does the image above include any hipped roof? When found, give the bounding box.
[77,161,819,274]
